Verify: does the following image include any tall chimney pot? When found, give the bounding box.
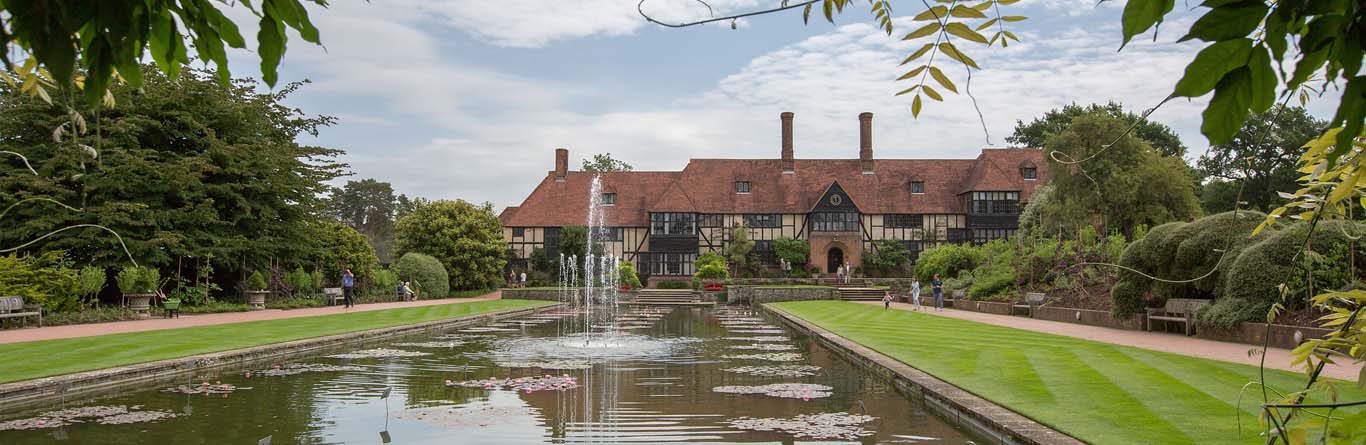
[781,112,795,173]
[554,148,568,181]
[859,112,874,173]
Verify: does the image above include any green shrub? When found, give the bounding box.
[116,265,158,294]
[915,243,982,282]
[371,268,399,292]
[657,280,691,289]
[970,267,1015,300]
[774,237,810,266]
[1110,221,1189,316]
[1171,211,1268,295]
[0,251,80,312]
[617,261,642,288]
[394,252,450,297]
[283,267,313,294]
[247,270,269,291]
[1195,298,1269,330]
[1221,220,1365,309]
[1109,280,1146,317]
[77,266,105,302]
[863,239,911,277]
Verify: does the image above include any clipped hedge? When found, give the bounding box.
[1111,212,1270,317]
[1171,211,1268,294]
[394,252,450,298]
[1220,219,1364,304]
[915,243,982,282]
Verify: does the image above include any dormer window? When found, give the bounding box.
[735,181,751,194]
[911,181,925,194]
[601,193,616,206]
[1022,167,1037,180]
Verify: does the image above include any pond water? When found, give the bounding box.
[0,306,980,444]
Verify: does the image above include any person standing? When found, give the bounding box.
[843,261,852,284]
[931,274,943,311]
[341,269,355,308]
[911,277,922,311]
[519,270,527,288]
[508,270,517,288]
[881,291,892,309]
[836,264,845,284]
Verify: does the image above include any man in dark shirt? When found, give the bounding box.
[931,274,944,311]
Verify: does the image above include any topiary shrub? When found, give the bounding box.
[247,270,269,291]
[617,261,642,288]
[1196,297,1270,330]
[1169,211,1269,296]
[1110,221,1188,317]
[394,252,450,298]
[657,280,691,289]
[1221,220,1365,309]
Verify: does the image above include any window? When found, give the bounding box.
[886,214,921,228]
[811,211,861,232]
[970,191,1020,215]
[591,227,621,241]
[512,227,525,237]
[972,228,1016,244]
[735,181,751,194]
[752,240,776,264]
[1022,167,1038,180]
[649,213,696,236]
[744,214,780,228]
[698,214,724,228]
[911,181,925,194]
[644,253,696,276]
[601,193,616,205]
[543,227,561,257]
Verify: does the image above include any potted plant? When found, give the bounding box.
[246,270,270,310]
[117,266,159,315]
[694,253,729,292]
[617,261,642,292]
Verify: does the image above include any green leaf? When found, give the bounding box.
[823,0,834,22]
[923,85,944,101]
[945,22,988,44]
[904,23,941,40]
[896,85,921,96]
[997,0,1019,4]
[929,66,958,93]
[938,42,980,69]
[949,5,988,19]
[258,13,287,87]
[913,6,948,21]
[1120,0,1175,49]
[897,65,928,80]
[912,94,923,117]
[971,1,993,11]
[1248,45,1277,113]
[1172,38,1253,98]
[1178,2,1268,42]
[976,18,998,31]
[1002,16,1027,22]
[900,43,935,65]
[1003,30,1019,41]
[1201,67,1253,145]
[803,3,813,23]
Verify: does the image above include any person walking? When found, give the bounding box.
[341,269,355,308]
[931,274,943,311]
[911,277,922,311]
[519,270,527,288]
[508,270,517,288]
[881,291,892,309]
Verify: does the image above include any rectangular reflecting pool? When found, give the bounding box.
[0,306,982,444]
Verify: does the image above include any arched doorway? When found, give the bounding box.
[827,247,844,273]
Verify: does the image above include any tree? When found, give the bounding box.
[1196,106,1327,212]
[724,226,755,277]
[309,219,380,286]
[773,237,810,266]
[394,194,428,220]
[393,252,450,298]
[0,66,344,270]
[393,200,506,291]
[580,153,634,172]
[862,239,911,277]
[1043,112,1200,237]
[1007,101,1187,157]
[325,179,397,262]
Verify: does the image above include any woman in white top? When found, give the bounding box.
[910,278,922,311]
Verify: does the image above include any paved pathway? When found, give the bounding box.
[855,301,1362,381]
[0,291,502,345]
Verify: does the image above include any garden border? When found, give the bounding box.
[763,303,1085,445]
[0,303,559,410]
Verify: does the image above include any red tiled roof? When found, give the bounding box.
[499,148,1049,227]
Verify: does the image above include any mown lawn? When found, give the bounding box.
[0,299,553,384]
[771,300,1366,445]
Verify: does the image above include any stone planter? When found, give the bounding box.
[246,291,269,310]
[124,293,155,315]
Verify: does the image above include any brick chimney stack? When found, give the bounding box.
[781,112,795,174]
[859,112,874,174]
[555,148,568,182]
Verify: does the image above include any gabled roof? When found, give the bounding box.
[499,148,1050,227]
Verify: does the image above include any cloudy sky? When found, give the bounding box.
[222,0,1337,209]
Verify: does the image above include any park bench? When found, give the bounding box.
[1146,298,1211,336]
[0,296,42,328]
[1013,292,1047,317]
[323,287,345,306]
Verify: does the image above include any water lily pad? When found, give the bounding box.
[495,359,592,370]
[392,341,466,349]
[728,344,797,351]
[250,363,367,377]
[728,412,876,440]
[723,336,789,342]
[0,405,177,431]
[721,352,805,362]
[327,348,431,359]
[712,383,833,399]
[162,382,249,395]
[722,365,822,377]
[446,375,579,393]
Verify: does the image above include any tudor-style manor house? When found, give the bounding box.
[499,112,1049,281]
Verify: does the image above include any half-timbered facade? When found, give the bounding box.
[499,112,1049,280]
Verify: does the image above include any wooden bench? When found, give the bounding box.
[323,287,345,306]
[0,296,42,328]
[1013,292,1047,316]
[1146,298,1211,336]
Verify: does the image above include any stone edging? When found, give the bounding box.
[0,303,559,410]
[762,303,1086,445]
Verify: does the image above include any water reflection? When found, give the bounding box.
[0,307,980,444]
